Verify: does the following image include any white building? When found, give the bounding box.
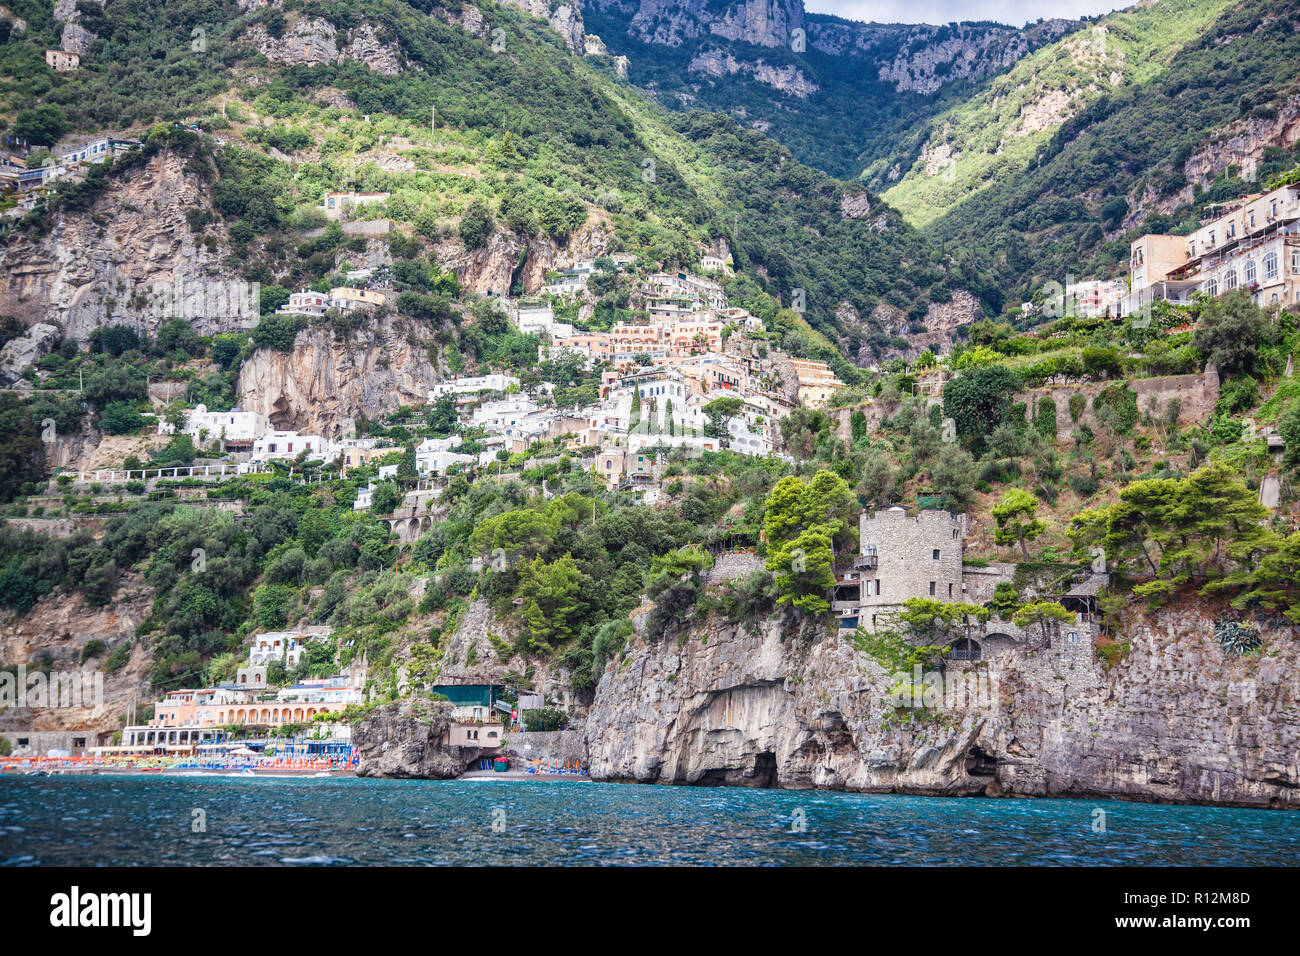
[415,437,475,475]
[276,288,330,317]
[248,628,332,668]
[429,374,520,400]
[180,405,268,451]
[250,431,336,463]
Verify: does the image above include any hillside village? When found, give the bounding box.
[0,0,1299,814]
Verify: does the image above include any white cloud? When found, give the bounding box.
[805,0,1127,28]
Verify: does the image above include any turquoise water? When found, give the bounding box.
[1,775,1297,865]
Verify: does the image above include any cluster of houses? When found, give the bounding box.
[117,627,366,750]
[0,136,139,217]
[114,628,513,757]
[1044,181,1300,320]
[156,264,845,496]
[275,284,389,317]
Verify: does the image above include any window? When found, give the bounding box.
[1068,631,1079,644]
[929,581,936,596]
[932,549,940,560]
[1206,278,1219,296]
[1245,260,1257,284]
[1225,269,1238,290]
[1264,252,1278,280]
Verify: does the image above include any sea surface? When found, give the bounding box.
[2,775,1297,866]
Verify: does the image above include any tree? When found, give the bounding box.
[897,598,989,647]
[1193,292,1271,376]
[703,396,744,448]
[942,364,1022,453]
[1278,398,1300,467]
[470,509,558,564]
[1013,600,1075,648]
[768,525,836,614]
[99,401,145,435]
[370,481,400,515]
[992,489,1046,560]
[928,444,977,509]
[517,555,583,652]
[857,447,898,505]
[644,544,714,636]
[459,198,494,249]
[1068,462,1273,604]
[13,105,70,147]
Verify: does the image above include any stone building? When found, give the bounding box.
[835,508,969,632]
[833,506,1103,662]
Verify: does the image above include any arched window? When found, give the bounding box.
[1206,278,1219,297]
[1244,260,1257,284]
[1264,252,1278,280]
[1225,269,1238,291]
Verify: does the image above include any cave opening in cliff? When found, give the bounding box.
[752,751,777,787]
[964,746,998,777]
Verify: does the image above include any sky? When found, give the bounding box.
[804,1,1127,27]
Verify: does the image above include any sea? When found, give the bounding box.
[2,775,1297,866]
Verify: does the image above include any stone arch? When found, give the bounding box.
[948,636,981,661]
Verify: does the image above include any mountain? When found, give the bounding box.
[882,0,1300,301]
[582,0,1080,178]
[0,0,997,367]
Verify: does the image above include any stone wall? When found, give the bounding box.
[1014,367,1220,437]
[704,550,764,583]
[502,729,587,767]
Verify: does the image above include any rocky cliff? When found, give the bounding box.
[0,570,154,739]
[584,603,1300,808]
[236,315,443,438]
[0,149,252,343]
[353,700,489,778]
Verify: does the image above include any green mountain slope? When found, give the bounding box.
[0,0,997,362]
[883,0,1300,301]
[582,0,1079,180]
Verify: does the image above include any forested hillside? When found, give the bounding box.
[884,0,1300,302]
[0,0,992,358]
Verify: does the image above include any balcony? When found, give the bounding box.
[854,551,878,571]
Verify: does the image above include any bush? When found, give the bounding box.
[522,706,570,731]
[251,314,305,353]
[104,644,131,673]
[99,401,146,435]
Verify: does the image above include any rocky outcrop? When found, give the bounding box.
[585,603,1300,808]
[496,0,586,54]
[353,701,487,778]
[0,150,253,342]
[0,572,154,739]
[243,18,406,73]
[874,19,1076,95]
[236,315,443,438]
[343,23,404,75]
[688,48,817,97]
[1123,92,1300,232]
[436,222,614,297]
[0,322,59,385]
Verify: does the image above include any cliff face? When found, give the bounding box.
[584,605,1300,808]
[0,573,154,738]
[236,316,443,437]
[353,700,488,778]
[0,149,252,344]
